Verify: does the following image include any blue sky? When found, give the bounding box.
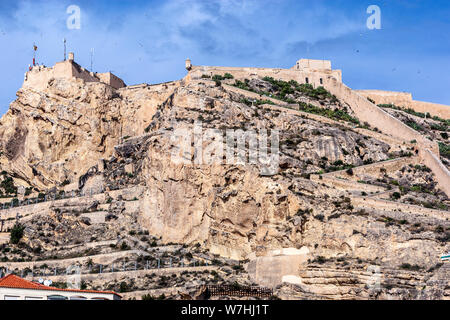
[0,0,449,115]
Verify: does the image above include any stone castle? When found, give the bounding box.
[20,54,450,195]
[23,52,126,91]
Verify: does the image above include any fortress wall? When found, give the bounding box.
[97,72,126,89]
[351,196,448,220]
[23,60,100,90]
[356,90,450,119]
[326,79,429,146]
[355,90,413,106]
[325,78,439,152]
[23,60,127,91]
[410,100,450,119]
[323,79,450,196]
[421,149,450,196]
[69,62,101,84]
[188,66,339,88]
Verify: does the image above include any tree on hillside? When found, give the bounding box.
[10,223,25,244]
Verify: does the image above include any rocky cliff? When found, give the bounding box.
[0,71,448,300]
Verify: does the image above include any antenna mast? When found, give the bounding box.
[33,43,37,66]
[63,38,66,61]
[90,48,94,72]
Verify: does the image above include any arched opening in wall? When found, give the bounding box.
[47,295,68,300]
[297,63,299,69]
[320,78,323,85]
[305,77,309,84]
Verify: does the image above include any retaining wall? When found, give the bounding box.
[323,157,417,180]
[311,175,386,193]
[351,196,449,220]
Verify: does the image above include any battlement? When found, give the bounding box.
[23,52,126,91]
[185,58,342,88]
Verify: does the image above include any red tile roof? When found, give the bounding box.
[0,274,121,297]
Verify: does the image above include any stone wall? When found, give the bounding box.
[356,90,450,119]
[351,196,449,220]
[97,72,126,89]
[421,149,450,196]
[311,175,386,193]
[323,77,450,196]
[187,65,341,88]
[323,157,417,180]
[23,59,125,91]
[0,232,9,245]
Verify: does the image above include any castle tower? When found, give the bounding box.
[185,58,192,71]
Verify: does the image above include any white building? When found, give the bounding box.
[0,274,121,300]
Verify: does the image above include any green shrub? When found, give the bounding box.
[10,224,25,244]
[1,176,17,195]
[438,142,450,160]
[119,281,130,293]
[391,192,401,200]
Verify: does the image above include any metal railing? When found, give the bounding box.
[0,258,213,279]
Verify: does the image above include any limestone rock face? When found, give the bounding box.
[0,74,448,300]
[0,78,177,190]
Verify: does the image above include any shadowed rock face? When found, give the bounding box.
[0,76,448,300]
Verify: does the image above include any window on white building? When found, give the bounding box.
[47,295,68,300]
[25,296,44,300]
